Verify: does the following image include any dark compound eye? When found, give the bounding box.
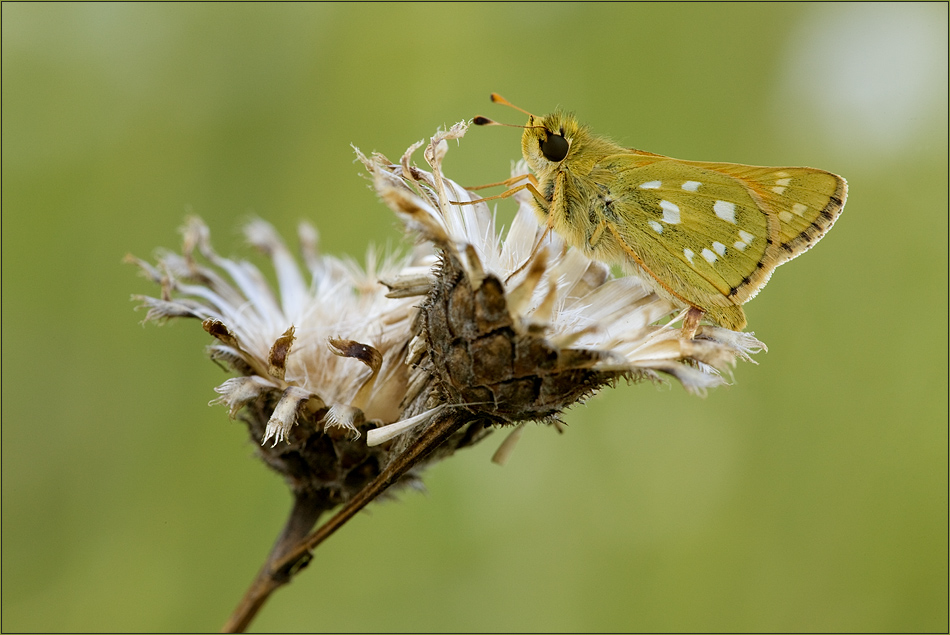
[540,131,569,162]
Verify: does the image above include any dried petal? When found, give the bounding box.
[211,376,277,418]
[262,386,315,447]
[267,326,296,381]
[322,404,364,441]
[366,405,447,447]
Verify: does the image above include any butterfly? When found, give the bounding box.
[469,94,847,335]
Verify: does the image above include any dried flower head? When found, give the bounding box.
[128,121,764,506]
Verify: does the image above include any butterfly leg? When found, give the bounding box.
[504,226,553,284]
[681,306,705,339]
[465,173,538,191]
[450,178,543,206]
[588,220,607,248]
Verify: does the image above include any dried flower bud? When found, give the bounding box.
[130,122,764,508]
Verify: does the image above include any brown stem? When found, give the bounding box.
[221,409,467,633]
[221,490,331,633]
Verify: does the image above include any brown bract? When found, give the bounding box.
[424,236,621,423]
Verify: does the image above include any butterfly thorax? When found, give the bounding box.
[519,111,633,256]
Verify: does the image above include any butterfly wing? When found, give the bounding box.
[585,152,845,329]
[698,161,847,270]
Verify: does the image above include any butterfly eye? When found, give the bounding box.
[540,132,569,162]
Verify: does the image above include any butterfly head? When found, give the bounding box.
[519,110,583,173]
[475,94,588,174]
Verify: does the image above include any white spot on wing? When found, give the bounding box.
[775,171,790,177]
[772,186,787,195]
[639,180,661,189]
[734,240,748,251]
[738,230,755,243]
[775,177,792,186]
[684,248,695,264]
[714,200,736,224]
[702,248,718,264]
[649,220,663,234]
[712,241,726,256]
[792,203,808,216]
[660,200,680,224]
[681,180,701,191]
[779,211,794,222]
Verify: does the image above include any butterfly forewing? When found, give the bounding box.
[697,162,846,267]
[582,153,845,329]
[602,157,766,298]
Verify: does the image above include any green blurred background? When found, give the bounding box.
[3,3,947,632]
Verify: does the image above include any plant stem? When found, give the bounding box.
[221,409,467,633]
[221,490,331,633]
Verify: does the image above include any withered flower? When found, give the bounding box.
[128,121,763,632]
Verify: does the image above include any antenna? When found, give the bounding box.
[473,94,543,129]
[489,93,535,118]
